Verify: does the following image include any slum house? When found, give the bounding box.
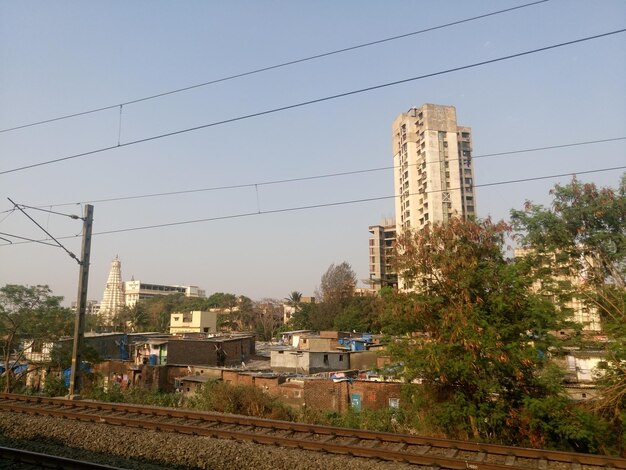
[270,348,350,374]
[22,332,129,364]
[278,330,313,348]
[21,332,130,391]
[122,334,256,392]
[221,371,402,414]
[166,335,255,367]
[297,331,352,351]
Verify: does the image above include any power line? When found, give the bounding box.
[0,231,58,247]
[473,136,626,159]
[1,28,624,177]
[0,0,549,134]
[14,135,624,209]
[7,197,80,263]
[2,165,623,247]
[12,204,83,220]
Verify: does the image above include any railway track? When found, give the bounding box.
[0,393,624,470]
[0,445,123,469]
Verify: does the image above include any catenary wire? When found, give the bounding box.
[11,204,82,219]
[0,231,57,247]
[1,28,624,177]
[11,136,622,209]
[1,165,623,247]
[7,198,81,263]
[0,0,549,134]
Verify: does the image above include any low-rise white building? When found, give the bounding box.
[124,280,206,307]
[271,348,349,374]
[170,311,218,335]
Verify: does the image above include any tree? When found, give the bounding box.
[511,175,626,449]
[390,218,568,443]
[284,291,302,312]
[254,299,284,341]
[114,303,149,333]
[319,262,356,304]
[333,295,383,333]
[0,285,73,392]
[286,302,316,330]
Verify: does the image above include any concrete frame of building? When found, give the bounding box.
[368,220,398,290]
[392,103,476,235]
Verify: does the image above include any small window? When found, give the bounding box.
[339,355,343,362]
[323,354,329,365]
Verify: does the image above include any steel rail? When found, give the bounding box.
[1,393,625,469]
[1,401,520,469]
[0,445,124,469]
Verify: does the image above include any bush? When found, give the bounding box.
[187,381,295,421]
[41,375,68,397]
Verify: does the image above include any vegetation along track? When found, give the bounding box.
[1,393,624,470]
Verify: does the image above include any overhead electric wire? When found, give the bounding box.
[0,231,57,247]
[11,204,82,219]
[0,0,550,134]
[1,28,624,177]
[7,197,80,263]
[2,165,623,247]
[12,135,623,209]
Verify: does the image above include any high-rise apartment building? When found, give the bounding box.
[392,104,476,233]
[368,219,398,290]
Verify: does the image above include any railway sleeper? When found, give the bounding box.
[473,451,487,463]
[445,448,459,458]
[414,444,430,454]
[358,439,381,448]
[390,442,407,452]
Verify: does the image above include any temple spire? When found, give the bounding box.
[99,256,125,326]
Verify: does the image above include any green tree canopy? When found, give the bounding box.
[390,218,567,443]
[511,175,626,446]
[0,284,73,392]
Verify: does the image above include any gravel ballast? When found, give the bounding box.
[0,411,431,469]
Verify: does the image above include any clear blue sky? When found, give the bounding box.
[1,1,624,305]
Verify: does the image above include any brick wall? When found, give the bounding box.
[275,380,305,408]
[167,337,254,366]
[350,381,402,411]
[303,380,350,413]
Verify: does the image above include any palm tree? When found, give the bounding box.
[125,304,149,333]
[284,291,302,310]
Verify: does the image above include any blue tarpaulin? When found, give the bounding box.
[63,363,91,388]
[0,362,28,375]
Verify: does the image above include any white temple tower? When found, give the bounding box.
[99,256,125,325]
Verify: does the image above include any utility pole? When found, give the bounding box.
[68,204,94,398]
